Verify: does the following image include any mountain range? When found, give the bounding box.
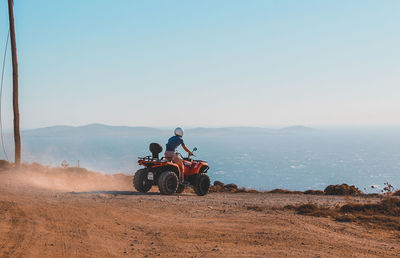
[22,124,314,137]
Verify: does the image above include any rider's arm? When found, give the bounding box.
[182,144,193,155]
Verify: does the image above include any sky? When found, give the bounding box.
[0,0,399,129]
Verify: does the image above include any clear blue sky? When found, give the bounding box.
[0,0,399,129]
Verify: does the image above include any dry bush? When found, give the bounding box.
[209,185,226,193]
[213,181,225,187]
[382,182,394,195]
[392,190,400,196]
[294,198,400,230]
[340,198,400,216]
[296,204,318,214]
[247,205,267,212]
[247,189,260,193]
[210,181,260,193]
[356,214,400,230]
[267,189,303,194]
[324,184,362,195]
[303,190,324,195]
[224,183,238,190]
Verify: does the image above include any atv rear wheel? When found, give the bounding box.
[176,184,185,193]
[194,173,210,196]
[133,168,152,193]
[158,171,178,195]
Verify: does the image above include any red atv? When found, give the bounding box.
[134,143,211,195]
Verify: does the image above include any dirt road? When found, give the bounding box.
[0,168,399,257]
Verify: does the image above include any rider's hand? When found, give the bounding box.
[189,152,194,156]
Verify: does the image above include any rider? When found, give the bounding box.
[165,127,193,183]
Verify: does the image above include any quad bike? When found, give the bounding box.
[134,143,210,196]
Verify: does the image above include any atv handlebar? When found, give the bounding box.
[177,152,195,160]
[178,147,197,159]
[189,147,198,158]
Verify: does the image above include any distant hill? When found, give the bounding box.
[23,124,314,137]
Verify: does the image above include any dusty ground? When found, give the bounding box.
[1,167,400,257]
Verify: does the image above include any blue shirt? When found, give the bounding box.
[166,135,184,151]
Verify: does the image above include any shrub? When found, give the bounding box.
[296,204,318,214]
[324,184,362,195]
[304,190,324,195]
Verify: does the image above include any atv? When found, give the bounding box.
[134,143,210,196]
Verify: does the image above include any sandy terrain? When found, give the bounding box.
[0,167,399,257]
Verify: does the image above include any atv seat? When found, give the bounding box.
[149,143,163,159]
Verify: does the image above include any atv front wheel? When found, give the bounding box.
[133,168,152,193]
[194,173,210,196]
[158,171,178,195]
[176,184,185,193]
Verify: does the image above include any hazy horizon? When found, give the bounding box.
[6,123,400,132]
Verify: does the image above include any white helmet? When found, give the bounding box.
[174,127,184,137]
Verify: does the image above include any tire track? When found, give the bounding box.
[0,200,35,258]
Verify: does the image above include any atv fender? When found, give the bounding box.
[160,164,180,179]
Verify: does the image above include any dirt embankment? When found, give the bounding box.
[1,164,400,257]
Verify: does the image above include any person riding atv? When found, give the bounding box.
[133,127,211,195]
[165,127,193,183]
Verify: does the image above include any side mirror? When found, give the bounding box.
[193,147,198,152]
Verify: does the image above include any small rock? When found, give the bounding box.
[213,181,225,187]
[225,183,238,190]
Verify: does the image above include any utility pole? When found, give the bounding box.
[7,0,21,168]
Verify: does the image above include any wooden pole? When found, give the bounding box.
[7,0,21,168]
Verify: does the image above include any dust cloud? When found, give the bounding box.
[0,162,133,192]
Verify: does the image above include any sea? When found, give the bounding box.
[16,127,400,193]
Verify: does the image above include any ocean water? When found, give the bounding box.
[19,128,400,192]
[190,129,400,192]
